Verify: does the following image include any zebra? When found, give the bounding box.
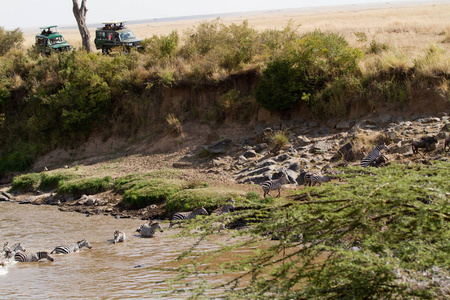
[360,144,390,168]
[2,242,26,260]
[169,206,209,228]
[51,238,92,254]
[113,230,126,243]
[369,155,387,167]
[411,136,438,155]
[212,199,235,216]
[136,222,163,237]
[303,171,332,187]
[261,173,290,198]
[14,251,54,262]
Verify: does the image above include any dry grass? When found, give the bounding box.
[21,3,450,59]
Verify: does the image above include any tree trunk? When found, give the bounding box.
[72,0,92,52]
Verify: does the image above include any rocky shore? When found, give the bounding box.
[1,112,449,220]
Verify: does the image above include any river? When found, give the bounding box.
[0,201,247,299]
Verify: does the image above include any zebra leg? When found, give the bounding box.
[277,188,281,198]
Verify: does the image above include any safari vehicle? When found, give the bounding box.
[94,21,143,54]
[35,26,72,54]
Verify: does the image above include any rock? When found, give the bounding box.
[255,159,277,168]
[320,126,330,135]
[172,162,191,168]
[285,146,298,156]
[242,150,257,159]
[313,141,333,153]
[380,114,392,123]
[253,143,268,152]
[335,141,362,162]
[204,138,232,154]
[274,153,290,162]
[287,161,302,172]
[441,123,450,132]
[326,118,337,129]
[308,121,319,128]
[336,121,350,129]
[295,135,311,146]
[421,117,440,123]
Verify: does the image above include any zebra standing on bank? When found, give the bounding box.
[14,251,54,262]
[51,238,92,254]
[360,144,390,168]
[113,230,126,243]
[136,222,163,237]
[169,206,209,228]
[261,173,290,198]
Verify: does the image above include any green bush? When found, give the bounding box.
[39,172,78,191]
[255,30,363,111]
[10,173,40,192]
[120,178,185,209]
[165,187,244,215]
[0,27,24,56]
[57,176,113,197]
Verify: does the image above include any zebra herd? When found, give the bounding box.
[260,134,445,198]
[1,238,93,265]
[0,199,237,267]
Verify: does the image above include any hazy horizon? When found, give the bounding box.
[2,0,447,30]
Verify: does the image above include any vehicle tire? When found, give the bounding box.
[123,47,130,55]
[102,46,109,55]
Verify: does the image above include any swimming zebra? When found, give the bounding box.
[51,238,92,254]
[113,230,126,243]
[360,144,390,168]
[2,242,26,260]
[136,222,163,237]
[169,206,209,228]
[261,173,290,198]
[14,251,54,262]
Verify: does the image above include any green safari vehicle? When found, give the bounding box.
[94,21,143,54]
[35,25,72,54]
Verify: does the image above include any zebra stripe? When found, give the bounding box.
[212,204,235,216]
[136,222,163,237]
[14,251,54,262]
[51,238,92,254]
[113,230,126,243]
[261,173,289,198]
[169,207,209,228]
[360,144,390,168]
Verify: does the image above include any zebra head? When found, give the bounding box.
[380,143,390,152]
[12,243,25,252]
[78,238,92,249]
[150,222,163,233]
[194,207,209,216]
[226,198,235,204]
[37,251,54,261]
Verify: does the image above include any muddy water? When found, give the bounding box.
[0,202,250,299]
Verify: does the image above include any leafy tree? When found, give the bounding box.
[256,30,362,111]
[156,162,450,299]
[0,27,23,56]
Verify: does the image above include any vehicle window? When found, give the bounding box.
[49,36,64,44]
[119,31,136,40]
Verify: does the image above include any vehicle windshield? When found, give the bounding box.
[49,36,65,45]
[119,31,136,40]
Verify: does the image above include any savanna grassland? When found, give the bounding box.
[1,2,450,299]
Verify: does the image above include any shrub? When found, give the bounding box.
[121,178,185,209]
[165,186,243,215]
[57,176,113,197]
[0,27,23,56]
[39,172,78,191]
[166,113,182,136]
[10,173,40,192]
[268,130,289,153]
[255,30,362,111]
